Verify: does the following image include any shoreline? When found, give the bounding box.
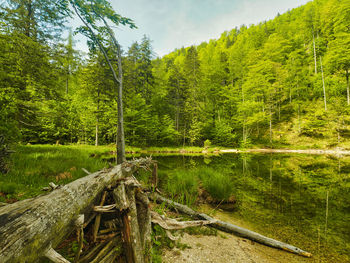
[221,148,350,156]
[132,148,350,156]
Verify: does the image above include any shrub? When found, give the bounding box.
[204,139,211,149]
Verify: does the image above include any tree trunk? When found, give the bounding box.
[150,193,312,258]
[136,192,152,262]
[0,158,152,263]
[116,44,126,164]
[96,14,126,164]
[66,76,69,94]
[95,91,100,146]
[269,109,272,144]
[346,69,349,105]
[313,32,317,75]
[71,2,126,163]
[298,104,301,133]
[123,187,144,263]
[320,56,327,111]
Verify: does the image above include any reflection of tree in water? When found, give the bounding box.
[240,154,252,176]
[153,153,350,262]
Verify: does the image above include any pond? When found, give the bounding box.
[147,153,350,263]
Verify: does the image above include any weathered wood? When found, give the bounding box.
[151,211,215,230]
[98,244,122,263]
[113,184,129,210]
[77,241,106,263]
[0,158,153,263]
[112,181,134,263]
[82,168,91,175]
[121,212,134,263]
[93,204,117,213]
[152,162,158,188]
[74,215,85,263]
[151,193,312,258]
[123,187,144,263]
[136,192,152,262]
[45,247,71,263]
[89,238,121,263]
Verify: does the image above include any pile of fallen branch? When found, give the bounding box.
[0,158,155,263]
[0,157,312,263]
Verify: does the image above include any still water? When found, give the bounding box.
[150,153,350,262]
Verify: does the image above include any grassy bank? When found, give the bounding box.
[0,144,110,202]
[0,144,230,203]
[1,141,347,203]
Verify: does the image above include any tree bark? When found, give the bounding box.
[320,56,327,111]
[346,69,349,105]
[124,187,144,263]
[313,32,317,75]
[112,180,151,263]
[71,1,126,163]
[96,12,126,165]
[116,45,126,164]
[150,193,312,258]
[95,91,100,146]
[0,158,152,263]
[136,192,152,262]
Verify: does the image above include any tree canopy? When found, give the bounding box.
[1,0,350,148]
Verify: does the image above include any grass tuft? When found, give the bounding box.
[165,169,199,206]
[0,144,108,201]
[197,167,235,201]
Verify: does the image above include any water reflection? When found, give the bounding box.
[151,153,350,262]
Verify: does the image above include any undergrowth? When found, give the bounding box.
[161,167,235,206]
[0,144,108,201]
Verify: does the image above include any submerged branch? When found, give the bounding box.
[150,193,312,258]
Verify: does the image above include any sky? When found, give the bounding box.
[70,0,311,57]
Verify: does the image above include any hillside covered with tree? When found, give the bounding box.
[1,0,350,148]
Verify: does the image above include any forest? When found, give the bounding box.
[1,1,350,262]
[1,0,349,149]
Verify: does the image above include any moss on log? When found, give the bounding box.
[0,158,153,263]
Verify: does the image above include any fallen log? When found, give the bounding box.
[150,193,312,258]
[0,158,153,263]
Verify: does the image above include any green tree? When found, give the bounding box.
[70,0,136,163]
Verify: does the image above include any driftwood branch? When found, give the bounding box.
[151,211,215,230]
[150,193,312,258]
[93,204,117,213]
[81,168,91,175]
[45,247,71,263]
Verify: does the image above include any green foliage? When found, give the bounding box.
[0,182,17,194]
[1,0,350,148]
[0,145,107,200]
[197,167,235,201]
[203,139,211,149]
[212,119,236,146]
[165,170,199,206]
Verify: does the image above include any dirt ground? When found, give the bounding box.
[162,232,312,263]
